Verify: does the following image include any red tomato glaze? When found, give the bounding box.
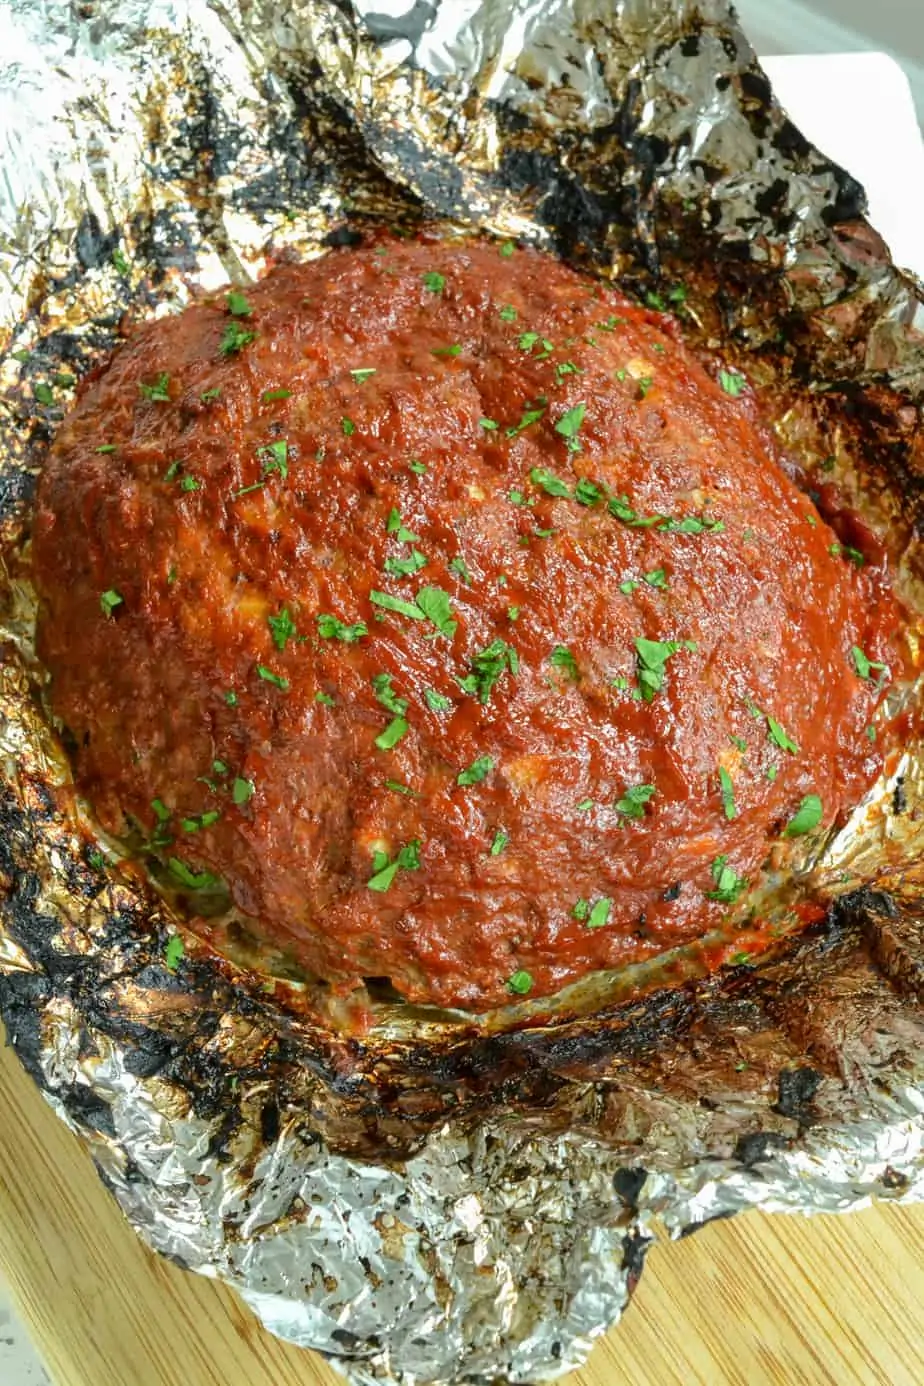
[32,237,901,1011]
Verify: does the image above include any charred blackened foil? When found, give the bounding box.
[2,2,924,1382]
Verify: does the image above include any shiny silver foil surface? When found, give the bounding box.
[2,2,924,1382]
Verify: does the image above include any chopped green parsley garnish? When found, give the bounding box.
[385,780,417,796]
[507,605,520,621]
[54,372,75,388]
[408,459,427,474]
[730,735,747,753]
[572,898,590,921]
[163,460,182,481]
[784,794,823,837]
[416,586,458,637]
[615,784,655,820]
[609,495,661,528]
[718,369,746,397]
[370,590,425,620]
[457,755,494,787]
[530,467,570,498]
[424,688,452,712]
[506,405,547,437]
[385,548,428,578]
[432,343,462,358]
[634,637,696,701]
[164,935,185,971]
[644,568,668,589]
[549,645,579,679]
[620,581,639,595]
[851,646,887,682]
[375,716,409,751]
[766,715,799,754]
[718,766,737,820]
[489,829,509,855]
[225,690,238,706]
[636,377,654,400]
[499,241,516,258]
[350,367,377,383]
[459,638,518,704]
[367,839,421,892]
[256,664,289,690]
[179,475,200,492]
[100,589,123,618]
[315,691,335,707]
[574,478,602,506]
[34,382,55,405]
[152,798,171,823]
[554,402,586,452]
[227,290,252,317]
[268,607,298,651]
[448,556,472,584]
[767,764,779,782]
[112,248,130,275]
[422,271,445,293]
[200,387,222,403]
[480,417,499,431]
[168,858,219,890]
[257,439,288,480]
[576,799,594,812]
[232,777,254,804]
[706,855,748,904]
[341,416,355,436]
[499,304,517,321]
[556,361,581,379]
[866,725,877,743]
[317,613,368,642]
[587,898,612,929]
[829,541,864,567]
[219,321,256,355]
[95,444,117,454]
[386,508,420,542]
[660,515,725,535]
[139,372,170,402]
[507,969,533,995]
[262,388,291,403]
[167,565,178,585]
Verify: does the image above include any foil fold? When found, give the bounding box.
[2,1,924,1382]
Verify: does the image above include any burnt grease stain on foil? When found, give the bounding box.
[2,1,924,1382]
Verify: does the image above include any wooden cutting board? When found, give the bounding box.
[1,1037,924,1386]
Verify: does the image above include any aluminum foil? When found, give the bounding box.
[2,1,924,1382]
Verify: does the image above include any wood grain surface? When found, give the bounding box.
[2,1038,924,1385]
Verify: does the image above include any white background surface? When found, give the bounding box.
[2,49,923,1386]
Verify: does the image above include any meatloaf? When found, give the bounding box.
[32,236,900,1011]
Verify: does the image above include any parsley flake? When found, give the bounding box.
[530,467,570,498]
[164,935,185,971]
[262,388,291,403]
[457,755,494,787]
[375,716,409,751]
[112,248,130,275]
[489,829,509,856]
[219,321,256,356]
[499,241,516,258]
[507,969,533,995]
[372,674,408,716]
[350,368,377,383]
[100,589,123,618]
[719,369,746,397]
[384,548,428,578]
[268,607,298,651]
[706,855,748,904]
[386,508,420,543]
[549,645,579,680]
[718,765,737,821]
[634,637,696,701]
[232,777,255,805]
[615,784,655,820]
[256,664,289,690]
[139,373,170,402]
[852,646,888,682]
[341,416,356,436]
[587,898,612,929]
[499,304,517,321]
[506,405,547,437]
[448,556,472,584]
[554,402,586,452]
[432,343,462,358]
[766,715,799,754]
[168,858,219,890]
[424,688,452,712]
[422,271,445,293]
[370,590,425,621]
[315,691,336,707]
[257,439,288,480]
[784,794,823,837]
[480,417,499,431]
[367,839,421,892]
[417,586,458,637]
[317,613,368,642]
[644,568,668,589]
[227,290,252,317]
[459,638,518,704]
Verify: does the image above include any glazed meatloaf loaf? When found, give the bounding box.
[32,236,900,1011]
